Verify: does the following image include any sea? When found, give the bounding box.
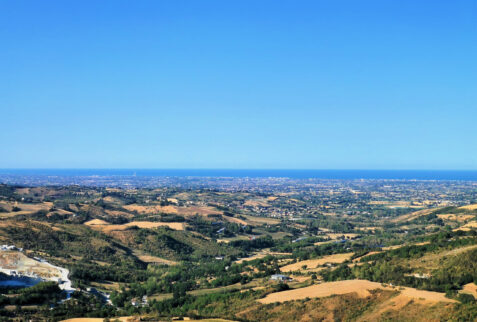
[1,169,477,181]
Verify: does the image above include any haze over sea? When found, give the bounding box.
[1,169,477,181]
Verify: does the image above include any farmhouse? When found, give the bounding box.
[270,274,293,282]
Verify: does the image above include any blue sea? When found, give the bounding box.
[1,169,477,181]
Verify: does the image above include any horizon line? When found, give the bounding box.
[2,168,477,171]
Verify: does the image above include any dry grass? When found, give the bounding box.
[127,221,185,230]
[313,240,334,246]
[390,208,435,223]
[223,216,248,225]
[84,219,109,226]
[280,253,353,272]
[460,283,477,298]
[352,251,381,262]
[61,317,139,322]
[326,233,359,240]
[409,244,477,271]
[369,201,421,209]
[123,204,177,214]
[123,204,221,217]
[244,199,270,207]
[453,221,477,232]
[166,198,179,204]
[381,241,430,251]
[258,280,456,304]
[459,204,477,210]
[84,220,185,232]
[356,226,378,232]
[0,201,53,218]
[90,281,121,291]
[135,254,178,266]
[242,215,281,225]
[437,214,475,222]
[235,251,292,264]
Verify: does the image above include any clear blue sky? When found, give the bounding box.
[1,1,476,169]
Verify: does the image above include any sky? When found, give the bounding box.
[1,0,476,169]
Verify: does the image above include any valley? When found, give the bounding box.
[0,178,476,321]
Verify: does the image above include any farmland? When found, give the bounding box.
[258,279,455,304]
[0,177,477,321]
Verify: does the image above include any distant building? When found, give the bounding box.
[1,245,16,251]
[270,274,292,282]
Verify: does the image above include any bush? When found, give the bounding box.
[457,293,476,304]
[273,282,290,292]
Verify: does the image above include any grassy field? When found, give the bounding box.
[84,219,186,232]
[258,279,456,304]
[390,208,436,223]
[459,203,477,210]
[280,253,353,272]
[61,318,139,322]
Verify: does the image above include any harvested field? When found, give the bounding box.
[460,283,477,298]
[61,318,139,322]
[258,280,456,304]
[242,215,281,225]
[437,214,475,222]
[102,196,124,204]
[356,226,378,232]
[90,281,121,291]
[223,216,248,225]
[124,204,221,217]
[84,220,185,232]
[368,201,421,208]
[459,203,477,210]
[381,244,403,251]
[123,204,178,214]
[381,241,430,251]
[127,221,185,230]
[105,209,134,218]
[135,254,178,266]
[326,233,359,240]
[84,219,109,226]
[235,251,292,264]
[280,253,353,272]
[314,240,334,246]
[457,221,477,231]
[390,208,435,223]
[0,201,53,217]
[244,199,270,207]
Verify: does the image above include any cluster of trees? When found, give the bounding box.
[186,216,252,238]
[128,226,240,261]
[110,255,279,307]
[0,282,62,306]
[229,235,274,251]
[150,288,258,319]
[70,262,148,284]
[362,231,477,263]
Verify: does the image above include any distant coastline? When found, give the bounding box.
[1,169,477,181]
